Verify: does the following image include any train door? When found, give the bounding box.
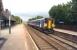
[44,18,48,29]
[47,19,52,29]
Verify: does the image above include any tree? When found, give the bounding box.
[36,16,43,19]
[29,16,43,21]
[12,15,22,24]
[49,2,72,24]
[71,0,77,24]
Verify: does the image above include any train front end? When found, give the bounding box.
[43,18,55,33]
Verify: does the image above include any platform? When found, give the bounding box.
[54,28,77,36]
[1,24,36,50]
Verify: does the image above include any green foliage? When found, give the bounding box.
[29,16,43,21]
[12,15,22,24]
[71,0,77,23]
[49,2,75,25]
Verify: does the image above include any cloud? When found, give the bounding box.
[3,0,71,13]
[3,0,71,21]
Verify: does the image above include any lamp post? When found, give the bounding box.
[7,9,11,34]
[5,9,11,34]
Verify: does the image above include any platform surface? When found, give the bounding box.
[54,28,77,36]
[0,24,27,50]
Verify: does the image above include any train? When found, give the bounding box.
[28,18,55,33]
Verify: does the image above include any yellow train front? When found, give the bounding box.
[42,18,55,33]
[28,18,55,33]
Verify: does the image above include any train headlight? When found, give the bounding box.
[44,23,47,27]
[52,24,55,27]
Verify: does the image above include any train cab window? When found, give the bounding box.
[45,18,48,23]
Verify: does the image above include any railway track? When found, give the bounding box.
[53,31,77,44]
[27,26,57,50]
[48,34,77,49]
[27,25,77,50]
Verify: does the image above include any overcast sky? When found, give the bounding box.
[3,0,71,21]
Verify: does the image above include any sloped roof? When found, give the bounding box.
[5,15,16,21]
[0,16,7,20]
[0,15,16,21]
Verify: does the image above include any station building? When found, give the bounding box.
[0,0,16,29]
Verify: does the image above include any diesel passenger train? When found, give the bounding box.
[28,18,55,33]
